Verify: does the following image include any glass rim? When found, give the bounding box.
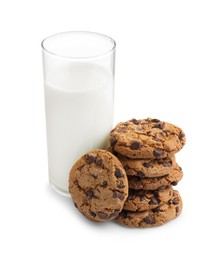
[41,31,116,60]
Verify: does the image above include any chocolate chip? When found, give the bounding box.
[137,171,145,178]
[96,158,103,167]
[101,181,107,188]
[109,211,120,218]
[117,128,127,133]
[86,154,96,164]
[113,191,125,200]
[179,166,182,171]
[151,118,161,123]
[143,162,153,168]
[117,181,125,188]
[86,190,94,199]
[171,182,178,186]
[149,196,159,205]
[158,185,166,190]
[176,206,179,213]
[179,132,185,140]
[153,190,159,197]
[97,212,109,219]
[120,211,127,218]
[110,137,117,146]
[143,214,155,224]
[74,203,78,208]
[162,161,172,167]
[90,174,98,179]
[153,123,164,129]
[115,169,124,178]
[78,165,84,171]
[89,211,96,217]
[152,206,161,213]
[172,198,179,205]
[128,190,136,200]
[140,194,146,201]
[153,137,162,142]
[130,141,141,150]
[130,118,139,125]
[153,149,163,158]
[124,166,129,171]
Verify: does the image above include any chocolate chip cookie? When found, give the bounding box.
[128,168,183,190]
[69,149,128,222]
[110,118,186,159]
[124,185,173,212]
[117,190,182,227]
[117,154,181,178]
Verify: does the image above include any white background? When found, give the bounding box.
[0,1,222,259]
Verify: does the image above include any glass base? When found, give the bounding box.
[50,182,71,197]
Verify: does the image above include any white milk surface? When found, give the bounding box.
[44,63,114,194]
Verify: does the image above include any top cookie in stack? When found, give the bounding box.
[109,118,186,159]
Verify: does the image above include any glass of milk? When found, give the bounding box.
[41,32,116,196]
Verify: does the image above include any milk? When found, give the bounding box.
[44,63,114,195]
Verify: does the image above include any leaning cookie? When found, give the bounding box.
[69,149,128,222]
[117,190,182,227]
[128,168,183,190]
[123,186,173,212]
[109,118,186,159]
[117,154,181,178]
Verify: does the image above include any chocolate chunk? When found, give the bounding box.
[172,198,179,205]
[74,203,78,208]
[110,137,117,146]
[90,174,98,179]
[140,194,146,201]
[130,118,139,125]
[153,137,162,142]
[120,211,127,218]
[86,190,94,199]
[179,166,182,171]
[89,211,96,217]
[143,162,153,168]
[96,158,103,167]
[86,154,96,164]
[176,206,179,213]
[78,165,85,171]
[128,190,136,200]
[179,132,185,140]
[153,149,163,158]
[152,206,161,213]
[171,182,178,186]
[162,161,172,167]
[113,191,125,200]
[143,214,155,224]
[97,212,109,219]
[153,123,165,129]
[151,118,161,123]
[117,181,126,188]
[149,196,159,205]
[158,185,166,190]
[153,190,159,197]
[130,141,141,150]
[124,166,129,171]
[137,171,145,178]
[115,169,124,178]
[109,211,120,218]
[101,181,107,188]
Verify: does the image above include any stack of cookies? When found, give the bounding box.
[108,118,186,227]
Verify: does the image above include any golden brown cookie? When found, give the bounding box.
[109,118,186,159]
[117,190,182,227]
[69,149,128,222]
[128,168,183,190]
[116,154,181,178]
[123,186,173,211]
